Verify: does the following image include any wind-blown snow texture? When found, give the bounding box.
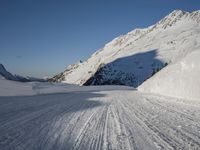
[50,10,200,88]
[0,85,200,150]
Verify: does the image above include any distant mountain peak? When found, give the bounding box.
[0,64,45,82]
[171,9,187,14]
[0,64,6,71]
[0,64,17,81]
[156,10,187,29]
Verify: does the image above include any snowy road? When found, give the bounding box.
[0,89,200,150]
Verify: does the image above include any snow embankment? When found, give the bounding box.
[138,50,200,100]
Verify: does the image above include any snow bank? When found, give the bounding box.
[138,50,200,100]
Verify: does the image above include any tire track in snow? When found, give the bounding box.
[0,90,200,150]
[117,92,200,149]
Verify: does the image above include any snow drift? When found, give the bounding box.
[138,50,200,100]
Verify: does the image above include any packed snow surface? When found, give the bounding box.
[139,49,200,100]
[0,77,35,96]
[0,77,132,96]
[0,80,200,150]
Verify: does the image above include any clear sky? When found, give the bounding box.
[0,0,200,78]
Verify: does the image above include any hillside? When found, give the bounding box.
[50,10,200,87]
[0,64,18,81]
[0,64,45,82]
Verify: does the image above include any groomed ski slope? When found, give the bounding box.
[0,87,200,150]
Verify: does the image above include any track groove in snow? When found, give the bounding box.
[0,90,200,150]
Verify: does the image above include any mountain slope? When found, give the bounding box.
[50,10,200,87]
[0,64,18,81]
[0,64,45,82]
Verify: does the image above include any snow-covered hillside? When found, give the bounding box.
[50,10,200,87]
[138,49,200,100]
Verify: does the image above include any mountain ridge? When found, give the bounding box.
[0,64,19,80]
[49,10,200,87]
[0,64,45,82]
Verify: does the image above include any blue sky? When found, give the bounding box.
[0,0,200,78]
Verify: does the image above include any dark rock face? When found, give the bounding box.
[48,72,65,82]
[84,50,165,87]
[0,64,17,81]
[84,65,136,86]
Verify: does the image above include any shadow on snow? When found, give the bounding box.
[0,91,106,150]
[84,50,166,87]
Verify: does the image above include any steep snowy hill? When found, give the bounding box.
[50,10,200,87]
[138,49,200,100]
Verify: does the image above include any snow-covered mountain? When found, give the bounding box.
[0,64,45,82]
[0,64,19,81]
[50,10,200,87]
